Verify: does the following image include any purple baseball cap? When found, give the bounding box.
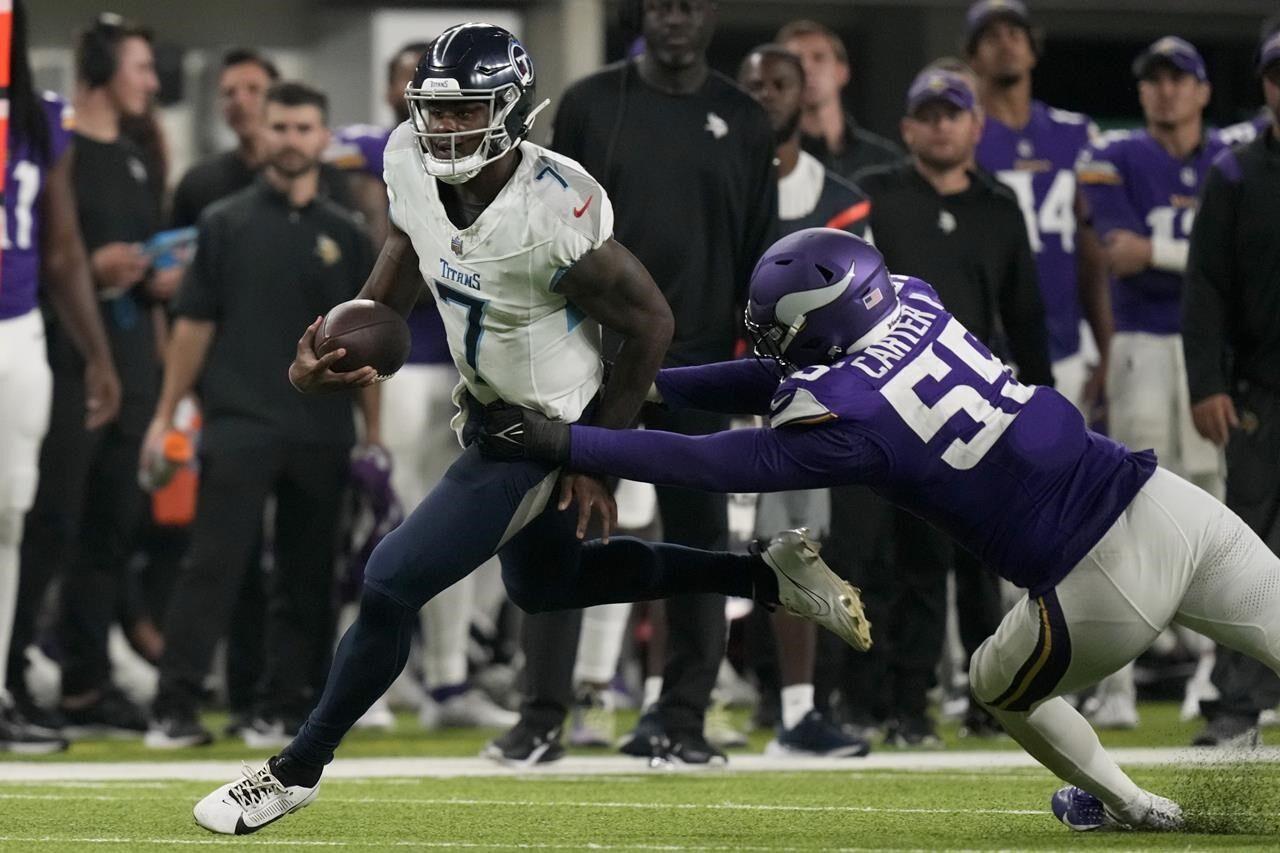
[1259,30,1280,74]
[906,68,977,116]
[1132,36,1207,82]
[965,0,1031,50]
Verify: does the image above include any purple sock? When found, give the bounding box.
[429,682,470,703]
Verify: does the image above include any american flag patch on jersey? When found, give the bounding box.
[863,289,883,309]
[451,235,463,256]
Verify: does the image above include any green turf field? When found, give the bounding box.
[1,703,1277,851]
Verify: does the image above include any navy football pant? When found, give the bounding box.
[287,446,757,767]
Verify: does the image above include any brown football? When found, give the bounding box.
[315,299,412,377]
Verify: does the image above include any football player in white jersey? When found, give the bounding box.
[192,24,867,836]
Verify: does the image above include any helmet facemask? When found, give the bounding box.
[744,307,795,378]
[405,80,548,185]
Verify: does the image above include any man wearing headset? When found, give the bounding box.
[17,13,164,738]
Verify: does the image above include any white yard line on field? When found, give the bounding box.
[0,836,1027,853]
[1,746,1274,782]
[0,791,1049,816]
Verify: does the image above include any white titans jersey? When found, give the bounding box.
[383,124,614,436]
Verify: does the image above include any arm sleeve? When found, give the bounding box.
[569,421,887,493]
[170,211,223,321]
[654,359,780,415]
[998,208,1055,386]
[1182,160,1238,403]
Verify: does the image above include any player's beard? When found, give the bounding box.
[917,148,968,173]
[991,70,1023,89]
[270,150,320,178]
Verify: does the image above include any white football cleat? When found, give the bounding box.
[762,529,872,651]
[193,758,319,835]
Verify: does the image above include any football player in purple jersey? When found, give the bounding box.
[0,0,121,752]
[966,0,1111,418]
[324,42,518,732]
[1076,35,1227,730]
[479,227,1280,833]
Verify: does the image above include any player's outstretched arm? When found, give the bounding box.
[479,407,885,493]
[652,359,780,415]
[355,223,422,318]
[556,238,673,431]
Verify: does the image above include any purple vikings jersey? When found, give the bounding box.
[326,123,451,365]
[572,277,1155,594]
[976,101,1095,362]
[0,93,75,320]
[1076,129,1226,335]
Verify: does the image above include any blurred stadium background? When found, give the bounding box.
[27,0,1278,185]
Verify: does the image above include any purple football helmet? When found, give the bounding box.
[745,228,898,370]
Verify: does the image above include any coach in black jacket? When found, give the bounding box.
[1181,34,1280,748]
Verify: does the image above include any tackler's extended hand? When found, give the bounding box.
[476,405,571,464]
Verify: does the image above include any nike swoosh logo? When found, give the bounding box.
[777,566,831,617]
[573,196,594,218]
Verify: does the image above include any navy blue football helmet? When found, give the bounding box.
[404,22,549,184]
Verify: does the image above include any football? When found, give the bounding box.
[315,299,412,377]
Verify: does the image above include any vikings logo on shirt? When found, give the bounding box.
[315,234,342,266]
[705,112,729,139]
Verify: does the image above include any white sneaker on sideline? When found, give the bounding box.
[420,688,518,730]
[1085,693,1139,730]
[1180,651,1219,722]
[241,718,294,749]
[762,529,871,651]
[569,685,617,747]
[353,698,395,731]
[193,758,319,835]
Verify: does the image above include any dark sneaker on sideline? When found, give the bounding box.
[618,709,668,758]
[61,689,148,739]
[660,728,728,767]
[145,713,215,749]
[0,702,68,754]
[766,710,870,757]
[482,721,565,767]
[1191,714,1260,748]
[884,716,942,749]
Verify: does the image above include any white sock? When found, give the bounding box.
[986,696,1146,821]
[573,603,630,686]
[421,574,473,689]
[643,676,663,710]
[781,683,815,730]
